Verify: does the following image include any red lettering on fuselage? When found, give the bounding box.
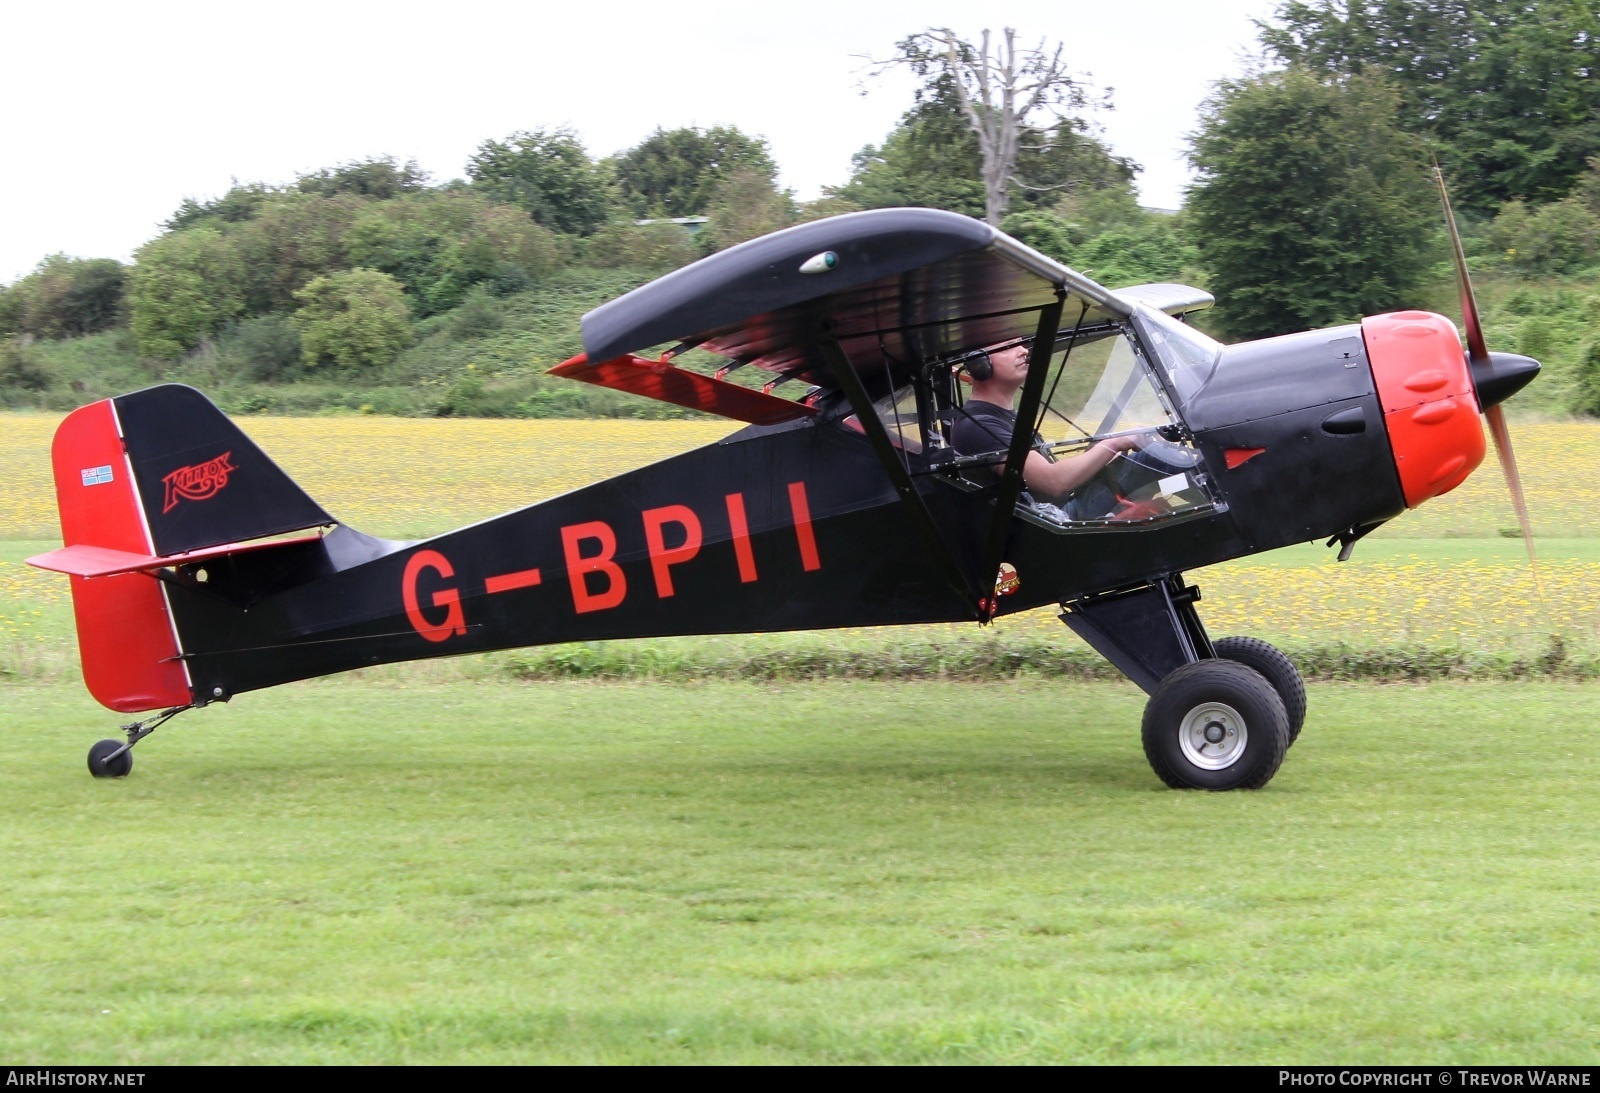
[787,481,822,571]
[446,483,823,622]
[484,567,541,594]
[562,520,627,613]
[642,504,702,598]
[725,493,757,583]
[402,550,467,642]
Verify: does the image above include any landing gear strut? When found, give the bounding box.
[1061,575,1303,790]
[87,705,190,779]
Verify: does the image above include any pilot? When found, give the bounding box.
[950,338,1147,519]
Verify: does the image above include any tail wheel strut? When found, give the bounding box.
[87,704,190,779]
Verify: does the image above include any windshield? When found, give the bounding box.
[1134,306,1222,404]
[1033,327,1177,445]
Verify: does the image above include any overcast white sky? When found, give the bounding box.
[0,0,1279,282]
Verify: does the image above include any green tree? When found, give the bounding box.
[612,126,778,218]
[128,228,249,360]
[998,209,1083,263]
[0,255,127,339]
[864,28,1099,225]
[1574,340,1600,416]
[705,169,796,250]
[583,219,703,269]
[466,128,613,235]
[1000,207,1198,287]
[295,156,431,199]
[1577,157,1600,217]
[838,70,1135,221]
[164,181,279,231]
[345,191,564,315]
[1488,197,1600,275]
[0,337,49,391]
[1186,68,1436,340]
[1072,217,1198,288]
[235,192,368,313]
[1260,0,1600,211]
[293,268,413,372]
[835,71,987,217]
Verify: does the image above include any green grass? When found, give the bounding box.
[3,678,1598,1063]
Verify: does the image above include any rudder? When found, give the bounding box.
[42,386,333,712]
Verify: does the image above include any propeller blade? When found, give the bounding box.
[1433,163,1490,364]
[1436,164,1537,573]
[1485,404,1537,566]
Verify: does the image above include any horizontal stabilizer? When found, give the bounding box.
[27,534,324,579]
[549,353,818,426]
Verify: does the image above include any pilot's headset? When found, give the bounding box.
[963,347,995,382]
[961,337,1031,382]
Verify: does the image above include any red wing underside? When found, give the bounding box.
[549,353,817,426]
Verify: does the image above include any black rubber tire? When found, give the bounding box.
[1213,636,1307,745]
[1142,659,1289,790]
[87,739,132,779]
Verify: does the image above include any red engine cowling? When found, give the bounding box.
[1363,310,1486,508]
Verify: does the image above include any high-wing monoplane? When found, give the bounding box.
[29,182,1539,789]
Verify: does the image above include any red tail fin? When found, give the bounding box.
[47,399,192,712]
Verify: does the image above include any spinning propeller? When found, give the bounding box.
[1434,166,1541,563]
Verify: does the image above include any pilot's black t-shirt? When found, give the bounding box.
[950,400,1052,461]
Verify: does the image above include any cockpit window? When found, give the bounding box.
[1134,305,1222,404]
[1019,326,1213,526]
[1042,329,1173,442]
[835,316,1222,530]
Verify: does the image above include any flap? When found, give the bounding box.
[548,353,818,426]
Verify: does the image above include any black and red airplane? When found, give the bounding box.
[29,187,1538,789]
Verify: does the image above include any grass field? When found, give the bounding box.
[5,678,1600,1064]
[3,413,1600,1062]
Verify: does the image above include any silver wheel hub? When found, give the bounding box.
[1178,700,1248,770]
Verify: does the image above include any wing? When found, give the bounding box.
[551,208,1170,415]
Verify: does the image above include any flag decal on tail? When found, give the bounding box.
[161,451,236,513]
[80,465,114,486]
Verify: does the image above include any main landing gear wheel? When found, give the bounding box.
[87,739,133,779]
[1142,659,1289,790]
[1212,636,1306,745]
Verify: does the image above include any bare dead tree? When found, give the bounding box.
[865,28,1093,226]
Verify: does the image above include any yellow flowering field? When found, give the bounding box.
[2,413,1596,654]
[1,415,736,541]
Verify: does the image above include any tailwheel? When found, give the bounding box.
[1212,636,1306,745]
[87,739,133,779]
[1142,659,1289,790]
[83,704,191,779]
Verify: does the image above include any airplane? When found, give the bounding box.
[27,177,1539,790]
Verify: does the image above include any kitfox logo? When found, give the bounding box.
[161,452,236,513]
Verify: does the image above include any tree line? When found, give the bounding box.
[4,1,1600,407]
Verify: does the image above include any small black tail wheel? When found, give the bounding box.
[87,739,132,779]
[1142,659,1289,790]
[1213,636,1306,744]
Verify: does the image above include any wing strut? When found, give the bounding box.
[818,337,979,617]
[976,294,1066,620]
